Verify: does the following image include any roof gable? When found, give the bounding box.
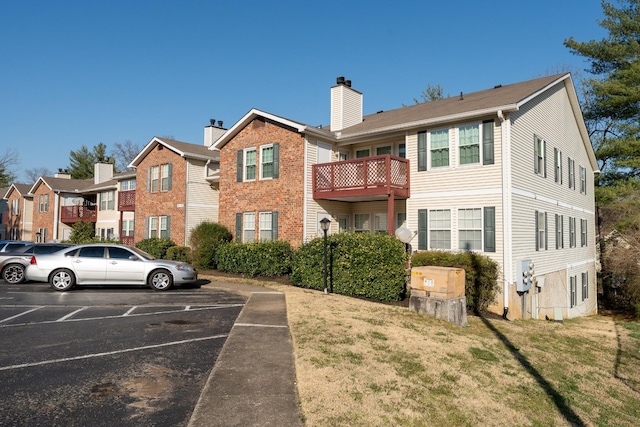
[129,136,220,168]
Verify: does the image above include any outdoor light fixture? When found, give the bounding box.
[35,231,41,243]
[320,217,331,294]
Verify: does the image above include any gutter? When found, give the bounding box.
[499,109,513,320]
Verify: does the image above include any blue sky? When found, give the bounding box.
[1,0,606,183]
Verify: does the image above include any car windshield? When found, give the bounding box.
[127,246,156,260]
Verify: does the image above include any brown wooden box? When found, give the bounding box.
[410,266,465,299]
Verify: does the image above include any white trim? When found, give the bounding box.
[412,188,503,199]
[501,113,513,312]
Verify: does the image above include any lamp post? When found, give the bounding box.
[320,217,331,294]
[35,231,41,243]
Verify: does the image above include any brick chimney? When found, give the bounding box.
[330,76,363,132]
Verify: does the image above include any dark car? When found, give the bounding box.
[0,243,73,284]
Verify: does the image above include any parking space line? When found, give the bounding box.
[123,306,137,316]
[185,306,191,311]
[0,307,44,324]
[57,307,89,322]
[0,334,229,372]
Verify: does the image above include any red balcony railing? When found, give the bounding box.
[118,190,135,211]
[60,205,97,223]
[312,155,410,200]
[120,235,135,246]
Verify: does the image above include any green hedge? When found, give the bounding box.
[189,222,232,269]
[135,238,176,259]
[411,251,500,313]
[216,240,294,277]
[166,246,192,263]
[290,233,408,302]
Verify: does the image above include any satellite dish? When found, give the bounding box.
[395,222,414,243]
[72,198,83,205]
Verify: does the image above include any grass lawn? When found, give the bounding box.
[209,274,640,426]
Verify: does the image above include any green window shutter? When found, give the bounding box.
[273,143,280,179]
[145,217,149,239]
[272,211,278,240]
[166,215,171,237]
[235,213,242,242]
[545,212,548,249]
[147,168,151,192]
[543,140,547,178]
[483,207,495,252]
[167,163,173,190]
[535,210,539,251]
[482,120,494,165]
[237,150,243,182]
[417,132,427,171]
[418,209,428,250]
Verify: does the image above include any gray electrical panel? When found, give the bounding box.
[516,259,534,292]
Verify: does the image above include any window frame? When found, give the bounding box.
[554,148,563,184]
[569,217,576,248]
[244,148,257,181]
[458,208,482,251]
[458,123,481,166]
[354,213,371,233]
[243,212,256,242]
[534,135,546,177]
[259,212,273,241]
[579,165,587,194]
[429,128,450,168]
[99,190,115,211]
[555,214,564,249]
[260,144,275,180]
[160,163,171,191]
[568,158,575,190]
[580,219,588,247]
[429,209,452,250]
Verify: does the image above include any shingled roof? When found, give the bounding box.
[130,136,220,168]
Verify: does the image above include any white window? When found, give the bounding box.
[11,199,19,215]
[398,143,406,159]
[430,129,449,168]
[569,217,576,248]
[555,214,564,249]
[458,208,482,251]
[374,213,387,234]
[568,158,575,189]
[429,209,451,250]
[261,145,274,179]
[259,212,273,241]
[244,149,256,181]
[554,148,563,184]
[122,219,134,237]
[534,136,546,176]
[581,219,588,247]
[570,275,577,307]
[38,194,49,212]
[354,213,370,233]
[161,164,171,191]
[580,166,587,194]
[459,125,480,165]
[338,214,350,232]
[536,211,547,251]
[149,217,158,238]
[121,179,136,191]
[160,216,169,238]
[582,271,589,301]
[99,228,114,240]
[150,166,159,192]
[243,212,255,242]
[355,148,370,158]
[376,145,392,155]
[100,191,115,211]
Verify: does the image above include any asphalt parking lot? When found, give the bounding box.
[0,281,247,426]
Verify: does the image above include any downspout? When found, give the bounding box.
[498,109,512,320]
[53,191,60,241]
[303,135,309,243]
[184,160,189,246]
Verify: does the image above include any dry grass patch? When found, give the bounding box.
[263,283,640,427]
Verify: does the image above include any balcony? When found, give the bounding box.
[118,190,136,211]
[120,235,135,246]
[312,155,410,201]
[60,205,97,223]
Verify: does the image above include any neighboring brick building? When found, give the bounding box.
[3,184,33,241]
[129,132,222,246]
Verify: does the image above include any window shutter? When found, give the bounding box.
[534,135,539,174]
[417,132,427,171]
[167,163,173,190]
[166,215,171,236]
[237,150,243,182]
[235,213,242,242]
[145,217,149,239]
[482,120,494,165]
[273,143,280,179]
[543,140,547,178]
[545,212,548,250]
[147,168,151,192]
[535,210,539,251]
[272,211,278,240]
[418,209,428,250]
[483,207,495,252]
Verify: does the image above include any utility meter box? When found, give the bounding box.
[410,266,465,299]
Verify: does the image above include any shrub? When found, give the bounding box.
[189,222,232,269]
[290,233,408,302]
[135,238,176,259]
[216,240,293,277]
[68,220,97,244]
[166,246,192,263]
[411,251,500,313]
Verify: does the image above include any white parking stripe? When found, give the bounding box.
[0,307,44,324]
[123,306,137,316]
[0,334,229,372]
[57,307,88,322]
[185,306,191,311]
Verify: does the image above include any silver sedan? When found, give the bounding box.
[25,244,198,292]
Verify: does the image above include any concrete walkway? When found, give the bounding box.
[188,282,303,427]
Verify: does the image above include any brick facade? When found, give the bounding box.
[219,118,306,246]
[134,145,187,245]
[31,184,55,242]
[5,189,28,240]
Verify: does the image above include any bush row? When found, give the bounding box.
[411,251,500,313]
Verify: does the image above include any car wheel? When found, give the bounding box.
[50,269,75,292]
[148,269,173,291]
[2,264,25,284]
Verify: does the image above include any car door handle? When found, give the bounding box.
[109,261,118,265]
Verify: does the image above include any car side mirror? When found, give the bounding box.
[129,255,139,261]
